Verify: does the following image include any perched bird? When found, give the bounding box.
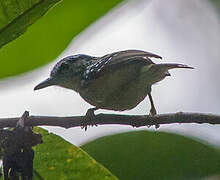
[34,50,193,118]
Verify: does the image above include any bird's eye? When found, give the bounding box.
[60,63,69,71]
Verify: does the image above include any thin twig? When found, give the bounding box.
[0,111,220,129]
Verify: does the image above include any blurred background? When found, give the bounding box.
[0,0,219,147]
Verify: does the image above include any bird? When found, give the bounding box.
[34,50,193,126]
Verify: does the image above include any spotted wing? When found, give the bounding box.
[83,50,162,80]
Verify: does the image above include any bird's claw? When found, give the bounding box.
[148,108,160,129]
[81,108,98,131]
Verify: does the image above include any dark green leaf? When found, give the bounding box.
[0,0,123,79]
[0,0,61,48]
[82,131,220,180]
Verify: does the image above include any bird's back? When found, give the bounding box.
[79,50,161,110]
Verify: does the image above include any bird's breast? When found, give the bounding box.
[79,65,152,111]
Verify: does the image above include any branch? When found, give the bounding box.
[0,111,220,129]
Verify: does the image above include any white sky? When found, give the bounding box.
[0,0,220,146]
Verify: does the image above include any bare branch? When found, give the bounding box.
[0,111,220,129]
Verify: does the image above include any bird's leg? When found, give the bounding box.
[82,107,98,131]
[148,92,157,116]
[148,93,160,128]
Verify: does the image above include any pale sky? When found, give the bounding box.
[0,0,220,146]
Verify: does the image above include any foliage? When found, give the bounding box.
[0,0,123,79]
[210,0,220,13]
[0,0,61,49]
[82,131,220,180]
[33,127,118,180]
[0,0,220,179]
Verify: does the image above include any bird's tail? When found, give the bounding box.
[155,63,194,70]
[142,63,193,84]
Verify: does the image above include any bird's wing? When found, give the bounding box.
[103,50,162,66]
[83,50,162,80]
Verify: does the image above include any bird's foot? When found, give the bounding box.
[81,108,98,131]
[148,108,160,129]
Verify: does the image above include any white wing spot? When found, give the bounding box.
[86,70,90,74]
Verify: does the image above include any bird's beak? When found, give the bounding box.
[34,78,55,90]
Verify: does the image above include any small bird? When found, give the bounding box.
[34,50,193,120]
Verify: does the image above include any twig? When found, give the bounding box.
[17,111,29,127]
[0,111,220,129]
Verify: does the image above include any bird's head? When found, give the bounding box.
[34,54,94,91]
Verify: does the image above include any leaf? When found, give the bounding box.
[210,0,220,14]
[33,127,118,180]
[0,0,123,79]
[0,0,61,49]
[81,131,220,180]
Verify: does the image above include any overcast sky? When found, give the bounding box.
[0,0,220,146]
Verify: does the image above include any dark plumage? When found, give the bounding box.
[34,50,193,116]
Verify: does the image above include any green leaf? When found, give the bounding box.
[210,0,220,14]
[33,127,118,180]
[0,0,61,49]
[0,0,123,79]
[81,131,220,180]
